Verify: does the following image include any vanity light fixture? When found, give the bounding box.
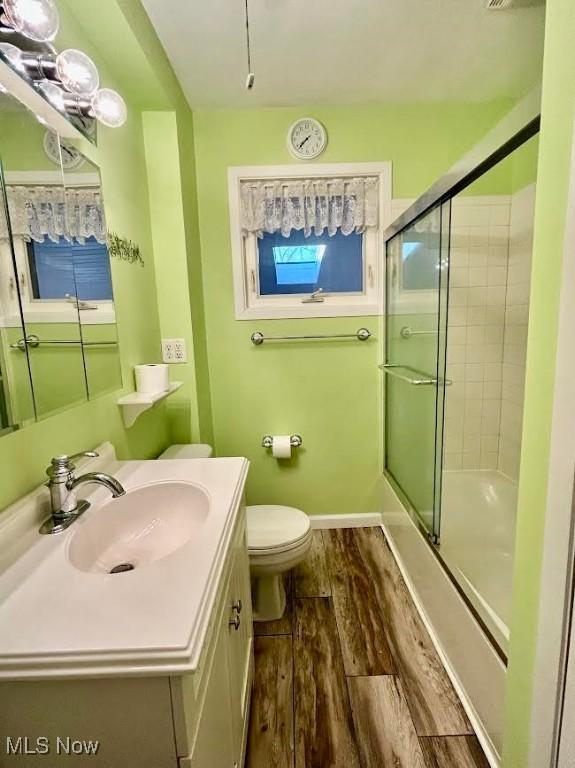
[0,44,100,96]
[90,88,127,127]
[55,48,99,96]
[37,78,65,110]
[0,30,127,128]
[1,0,59,42]
[37,81,127,128]
[0,41,26,72]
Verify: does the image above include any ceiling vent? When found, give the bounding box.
[486,0,545,7]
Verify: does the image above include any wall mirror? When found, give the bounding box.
[0,88,121,436]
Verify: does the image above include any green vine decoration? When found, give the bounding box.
[107,231,144,266]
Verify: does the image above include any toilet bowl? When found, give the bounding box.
[247,505,312,621]
[158,445,312,621]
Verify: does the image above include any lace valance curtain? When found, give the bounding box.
[0,186,107,244]
[240,176,379,238]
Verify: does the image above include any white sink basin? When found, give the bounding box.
[68,481,210,574]
[0,453,249,679]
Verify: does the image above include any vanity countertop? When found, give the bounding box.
[0,455,249,681]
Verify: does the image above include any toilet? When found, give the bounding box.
[158,444,312,621]
[159,443,214,460]
[246,504,312,621]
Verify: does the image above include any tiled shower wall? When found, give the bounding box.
[443,190,534,475]
[498,184,536,480]
[444,196,511,471]
[389,190,534,478]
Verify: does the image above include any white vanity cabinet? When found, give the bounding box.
[0,505,254,768]
[173,515,254,768]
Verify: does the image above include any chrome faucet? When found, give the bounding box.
[40,451,126,535]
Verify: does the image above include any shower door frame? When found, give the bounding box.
[383,200,451,545]
[381,102,541,664]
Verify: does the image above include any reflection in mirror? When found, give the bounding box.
[0,60,122,437]
[0,88,88,419]
[0,159,35,432]
[60,144,121,399]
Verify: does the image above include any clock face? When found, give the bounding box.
[43,131,84,170]
[288,118,327,160]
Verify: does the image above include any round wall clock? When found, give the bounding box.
[43,131,84,170]
[287,118,327,160]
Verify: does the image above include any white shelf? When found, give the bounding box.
[117,382,183,428]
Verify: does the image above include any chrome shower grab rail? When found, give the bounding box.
[379,364,437,386]
[10,335,118,351]
[400,326,438,340]
[251,328,371,345]
[379,363,452,387]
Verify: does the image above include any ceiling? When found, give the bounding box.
[141,0,545,109]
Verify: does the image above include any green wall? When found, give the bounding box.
[193,102,513,514]
[503,0,575,764]
[143,111,200,445]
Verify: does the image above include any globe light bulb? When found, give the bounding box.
[90,88,127,128]
[37,80,66,112]
[56,49,99,96]
[0,42,26,73]
[2,0,59,42]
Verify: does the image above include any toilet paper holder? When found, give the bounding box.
[262,434,303,449]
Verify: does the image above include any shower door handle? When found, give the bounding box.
[379,364,438,386]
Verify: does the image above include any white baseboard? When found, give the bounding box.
[309,512,383,529]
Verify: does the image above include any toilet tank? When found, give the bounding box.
[158,444,214,460]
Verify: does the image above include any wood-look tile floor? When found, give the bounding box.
[246,527,491,768]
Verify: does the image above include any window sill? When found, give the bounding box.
[236,301,381,320]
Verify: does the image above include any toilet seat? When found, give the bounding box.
[247,505,311,555]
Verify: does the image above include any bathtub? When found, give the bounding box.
[439,469,518,652]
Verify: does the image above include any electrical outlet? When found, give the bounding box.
[161,338,187,363]
[161,338,175,363]
[173,339,187,363]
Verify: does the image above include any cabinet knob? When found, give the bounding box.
[229,613,241,631]
[232,599,242,614]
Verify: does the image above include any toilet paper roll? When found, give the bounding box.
[271,435,292,459]
[135,364,169,394]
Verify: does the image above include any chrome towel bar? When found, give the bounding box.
[10,334,118,351]
[400,326,438,340]
[251,328,371,345]
[379,363,453,387]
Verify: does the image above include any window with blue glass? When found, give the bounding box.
[27,236,113,301]
[257,228,363,296]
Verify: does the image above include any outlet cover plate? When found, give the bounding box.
[162,338,187,363]
[173,339,187,363]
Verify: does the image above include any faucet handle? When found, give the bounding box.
[47,451,99,479]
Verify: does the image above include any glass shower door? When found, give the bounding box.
[383,202,450,542]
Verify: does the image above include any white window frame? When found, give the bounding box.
[12,235,116,324]
[228,162,392,320]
